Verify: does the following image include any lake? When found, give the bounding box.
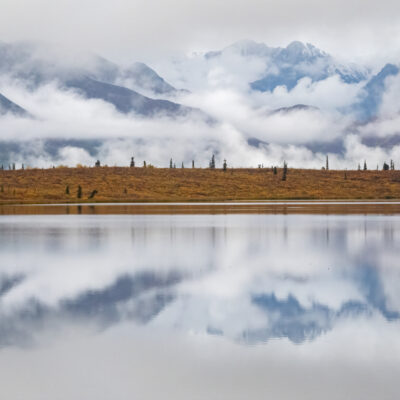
[0,202,399,399]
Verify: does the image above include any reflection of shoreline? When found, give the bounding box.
[2,202,400,215]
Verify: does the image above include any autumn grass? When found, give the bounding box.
[0,166,400,204]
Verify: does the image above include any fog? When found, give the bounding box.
[0,68,399,169]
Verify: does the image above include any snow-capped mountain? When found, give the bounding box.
[0,92,28,116]
[356,63,400,120]
[65,76,196,117]
[0,41,198,119]
[205,39,368,91]
[1,38,400,167]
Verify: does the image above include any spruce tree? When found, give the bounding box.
[77,185,82,199]
[223,159,227,171]
[282,161,287,181]
[326,155,329,171]
[143,161,147,168]
[209,154,216,169]
[192,160,195,168]
[170,158,173,168]
[363,160,367,170]
[130,157,135,167]
[66,185,70,195]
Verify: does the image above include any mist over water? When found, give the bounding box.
[0,208,399,399]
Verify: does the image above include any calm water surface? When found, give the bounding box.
[0,203,399,399]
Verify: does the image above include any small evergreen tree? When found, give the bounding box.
[65,185,70,195]
[77,185,82,199]
[130,157,135,167]
[209,154,216,169]
[282,161,288,181]
[192,160,195,168]
[273,166,277,175]
[170,158,173,168]
[223,159,227,171]
[143,161,147,168]
[383,162,390,171]
[390,160,395,170]
[95,160,101,167]
[326,155,329,171]
[363,160,367,171]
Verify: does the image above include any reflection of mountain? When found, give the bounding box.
[249,294,369,344]
[0,274,24,296]
[0,272,182,347]
[354,265,400,321]
[62,272,180,324]
[1,215,400,349]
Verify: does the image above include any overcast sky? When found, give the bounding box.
[1,0,400,64]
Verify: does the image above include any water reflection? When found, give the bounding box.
[0,213,399,347]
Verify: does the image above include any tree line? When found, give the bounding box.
[1,155,397,172]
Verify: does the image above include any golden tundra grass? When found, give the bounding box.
[0,166,400,204]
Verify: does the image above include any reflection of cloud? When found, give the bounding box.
[1,214,400,348]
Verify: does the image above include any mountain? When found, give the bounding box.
[119,62,178,95]
[269,104,319,115]
[0,41,182,97]
[356,63,399,120]
[0,41,198,118]
[248,41,367,92]
[65,76,196,117]
[204,39,367,92]
[0,93,28,116]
